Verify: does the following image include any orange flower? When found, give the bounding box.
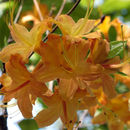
[92,93,130,130]
[18,2,49,28]
[32,34,117,99]
[51,0,100,40]
[34,86,97,129]
[0,19,51,63]
[52,15,100,39]
[0,54,48,118]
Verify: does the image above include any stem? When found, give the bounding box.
[0,63,8,130]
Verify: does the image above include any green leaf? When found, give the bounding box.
[18,119,39,130]
[116,81,129,94]
[108,26,117,41]
[107,41,127,59]
[0,18,10,50]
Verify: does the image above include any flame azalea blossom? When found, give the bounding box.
[97,16,129,42]
[87,38,119,98]
[0,19,51,63]
[92,93,130,130]
[18,2,49,28]
[34,87,97,129]
[33,34,116,98]
[51,14,101,39]
[0,54,48,118]
[0,1,129,129]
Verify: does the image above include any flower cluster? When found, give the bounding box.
[0,1,130,130]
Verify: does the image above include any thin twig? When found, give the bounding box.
[92,15,105,31]
[33,0,43,21]
[55,0,67,20]
[14,0,24,23]
[67,0,81,15]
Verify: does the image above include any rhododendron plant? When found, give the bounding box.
[0,0,130,130]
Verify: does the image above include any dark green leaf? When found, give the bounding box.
[18,119,39,130]
[108,26,117,41]
[107,41,127,59]
[0,18,9,50]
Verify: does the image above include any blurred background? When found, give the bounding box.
[0,0,130,130]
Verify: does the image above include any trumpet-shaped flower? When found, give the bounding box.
[52,15,100,39]
[0,54,48,118]
[92,93,130,130]
[33,34,117,99]
[0,20,51,63]
[34,86,97,129]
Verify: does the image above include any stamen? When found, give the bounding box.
[9,0,32,46]
[73,0,95,36]
[0,103,17,108]
[60,38,75,69]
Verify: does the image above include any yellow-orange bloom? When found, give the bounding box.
[92,93,130,130]
[0,54,48,118]
[34,86,97,129]
[0,20,51,63]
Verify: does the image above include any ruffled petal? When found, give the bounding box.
[53,15,75,35]
[59,79,78,100]
[0,43,32,63]
[34,107,60,128]
[17,93,33,118]
[101,73,117,98]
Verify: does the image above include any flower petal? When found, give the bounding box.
[0,43,32,63]
[54,15,75,35]
[34,108,60,128]
[101,73,117,98]
[17,93,33,118]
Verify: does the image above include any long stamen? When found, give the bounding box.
[9,0,32,46]
[73,0,94,36]
[60,38,75,69]
[0,103,17,108]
